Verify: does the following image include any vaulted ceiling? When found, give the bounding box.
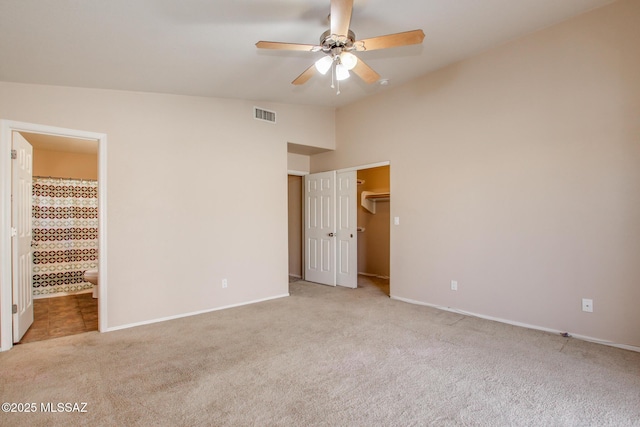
[0,0,615,108]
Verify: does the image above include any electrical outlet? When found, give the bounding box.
[222,278,228,289]
[582,298,593,312]
[451,280,458,291]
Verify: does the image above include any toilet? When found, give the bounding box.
[83,269,99,298]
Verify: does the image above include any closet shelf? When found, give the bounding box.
[361,191,390,214]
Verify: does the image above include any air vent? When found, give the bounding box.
[254,107,276,124]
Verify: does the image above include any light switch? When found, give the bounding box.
[394,217,400,225]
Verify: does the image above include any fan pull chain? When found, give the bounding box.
[331,58,340,95]
[331,61,335,90]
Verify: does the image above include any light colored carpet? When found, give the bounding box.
[1,277,639,426]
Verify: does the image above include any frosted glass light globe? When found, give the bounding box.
[315,56,333,75]
[340,52,358,70]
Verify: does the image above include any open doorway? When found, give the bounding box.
[0,120,107,352]
[287,174,303,282]
[356,165,390,295]
[18,132,99,343]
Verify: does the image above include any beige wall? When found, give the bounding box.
[287,153,310,173]
[0,82,335,330]
[32,148,98,180]
[287,175,303,277]
[312,0,640,347]
[357,166,390,277]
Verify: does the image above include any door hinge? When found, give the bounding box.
[11,227,17,237]
[11,149,17,160]
[12,304,18,314]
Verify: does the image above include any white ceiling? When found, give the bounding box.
[0,0,614,108]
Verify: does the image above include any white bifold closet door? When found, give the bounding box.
[304,170,357,289]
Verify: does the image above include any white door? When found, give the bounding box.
[336,171,357,288]
[12,132,34,342]
[304,171,336,286]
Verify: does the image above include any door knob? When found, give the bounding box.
[328,232,335,237]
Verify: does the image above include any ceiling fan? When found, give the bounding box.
[256,0,425,92]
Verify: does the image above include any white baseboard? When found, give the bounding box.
[104,293,290,333]
[390,295,640,353]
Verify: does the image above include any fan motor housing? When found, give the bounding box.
[320,29,356,51]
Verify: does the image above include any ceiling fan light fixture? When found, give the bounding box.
[255,0,425,91]
[315,56,333,75]
[336,63,350,81]
[340,52,358,70]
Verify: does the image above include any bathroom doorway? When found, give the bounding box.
[19,132,99,343]
[0,120,108,351]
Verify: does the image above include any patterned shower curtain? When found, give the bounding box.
[32,177,98,297]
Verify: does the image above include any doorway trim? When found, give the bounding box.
[0,120,108,351]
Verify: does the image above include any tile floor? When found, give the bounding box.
[19,292,98,344]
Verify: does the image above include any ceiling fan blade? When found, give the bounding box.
[256,41,317,51]
[355,30,425,51]
[351,58,380,84]
[292,64,317,85]
[330,0,353,37]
